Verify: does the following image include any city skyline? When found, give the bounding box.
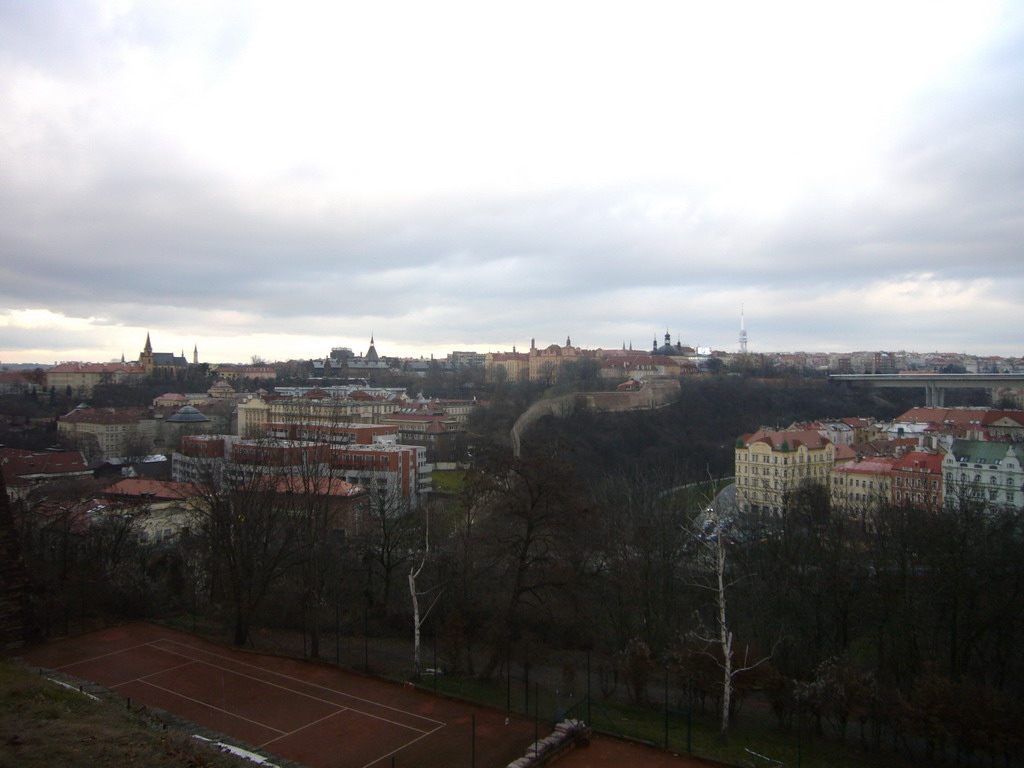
[2,2,1023,364]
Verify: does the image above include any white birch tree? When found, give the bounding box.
[687,497,774,743]
[408,502,443,676]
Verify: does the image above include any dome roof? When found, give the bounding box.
[166,405,211,423]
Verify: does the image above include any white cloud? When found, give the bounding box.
[0,1,1022,362]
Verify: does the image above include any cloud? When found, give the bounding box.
[1,2,1023,363]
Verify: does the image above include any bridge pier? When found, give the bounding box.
[925,384,945,407]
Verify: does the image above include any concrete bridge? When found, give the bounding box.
[829,373,1024,407]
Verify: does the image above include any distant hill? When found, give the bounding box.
[520,376,919,483]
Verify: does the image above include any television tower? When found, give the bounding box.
[739,305,748,354]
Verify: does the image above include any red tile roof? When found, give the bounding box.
[892,451,944,474]
[60,407,152,424]
[256,476,366,497]
[48,362,146,374]
[833,457,897,475]
[742,430,832,450]
[103,478,198,500]
[0,448,90,483]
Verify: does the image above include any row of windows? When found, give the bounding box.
[948,471,1015,486]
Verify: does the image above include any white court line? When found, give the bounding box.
[137,659,196,681]
[258,707,349,749]
[125,678,288,736]
[148,642,430,734]
[152,638,446,728]
[361,725,445,768]
[53,640,159,671]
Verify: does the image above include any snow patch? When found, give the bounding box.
[192,735,279,766]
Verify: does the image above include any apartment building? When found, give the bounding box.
[890,451,945,510]
[58,406,159,462]
[829,456,897,517]
[943,439,1024,512]
[172,436,429,506]
[735,430,837,513]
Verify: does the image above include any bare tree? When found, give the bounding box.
[360,481,419,612]
[408,502,443,676]
[686,495,774,742]
[189,442,300,646]
[473,451,586,680]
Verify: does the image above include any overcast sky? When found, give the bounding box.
[2,1,1022,365]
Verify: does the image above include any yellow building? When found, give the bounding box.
[46,361,146,396]
[484,351,529,382]
[734,430,837,513]
[211,365,276,382]
[829,456,897,519]
[58,406,158,462]
[236,394,405,438]
[528,337,584,382]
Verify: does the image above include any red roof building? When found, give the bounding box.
[0,448,92,500]
[891,451,945,510]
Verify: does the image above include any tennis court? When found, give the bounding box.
[19,623,537,768]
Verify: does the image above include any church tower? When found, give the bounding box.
[140,333,154,371]
[365,335,379,362]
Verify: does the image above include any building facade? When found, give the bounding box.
[943,439,1024,512]
[172,436,430,506]
[890,451,945,510]
[46,362,147,396]
[735,430,837,513]
[58,406,159,462]
[829,456,897,518]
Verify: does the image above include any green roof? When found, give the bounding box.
[949,439,1023,465]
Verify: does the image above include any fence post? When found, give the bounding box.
[586,650,591,725]
[664,664,669,749]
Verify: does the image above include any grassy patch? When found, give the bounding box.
[661,479,733,512]
[430,469,466,495]
[0,660,254,768]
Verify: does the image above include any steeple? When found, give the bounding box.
[193,344,198,365]
[365,335,379,362]
[140,333,154,370]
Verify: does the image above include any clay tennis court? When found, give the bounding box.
[18,622,539,768]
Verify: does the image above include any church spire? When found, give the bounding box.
[144,332,152,354]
